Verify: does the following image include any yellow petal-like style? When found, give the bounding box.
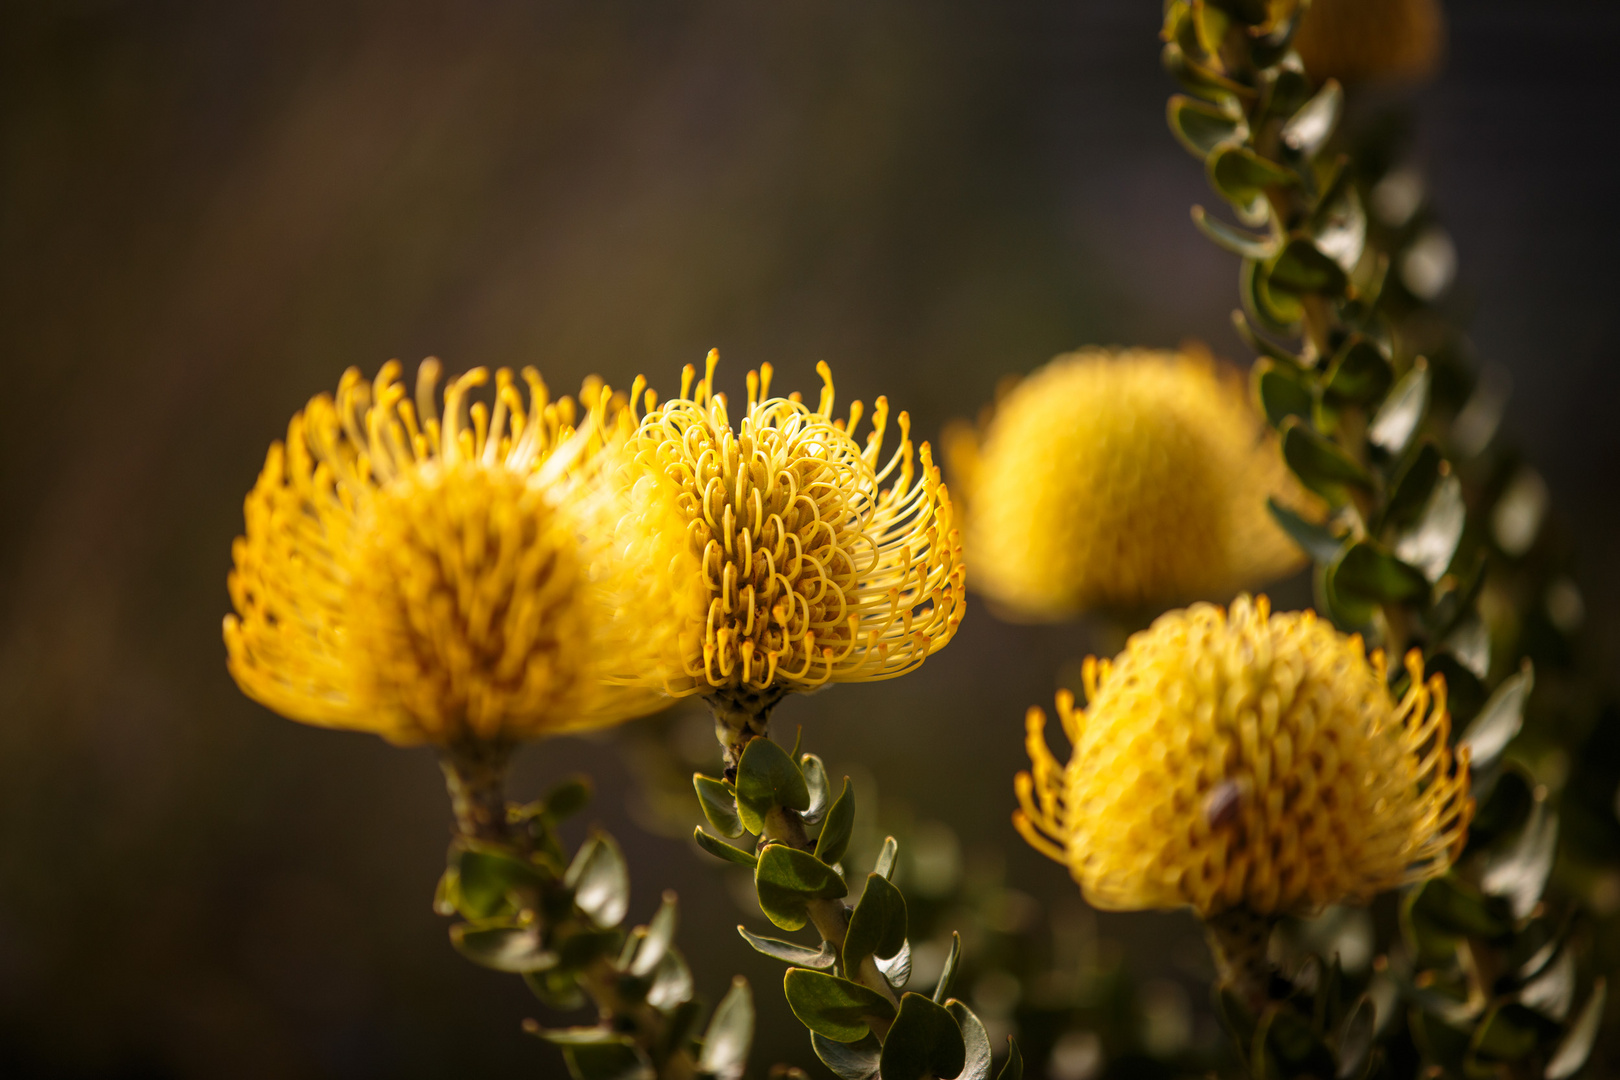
[947,346,1314,620]
[224,360,696,746]
[630,350,966,719]
[1294,0,1446,85]
[1015,595,1473,918]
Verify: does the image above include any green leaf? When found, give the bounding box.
[1254,359,1314,427]
[946,1000,993,1080]
[735,738,810,835]
[566,833,630,930]
[1336,995,1376,1080]
[782,969,896,1043]
[1470,1002,1555,1063]
[1168,95,1246,159]
[755,844,847,931]
[1519,946,1575,1021]
[737,925,838,968]
[1162,42,1255,107]
[454,845,545,920]
[627,891,677,978]
[1312,169,1367,274]
[1280,418,1373,501]
[1393,474,1464,582]
[694,774,744,838]
[541,775,593,822]
[811,1033,881,1080]
[524,967,587,1010]
[698,977,754,1080]
[1253,1003,1334,1079]
[555,925,621,970]
[1193,205,1278,259]
[1209,143,1296,208]
[1327,541,1430,627]
[1280,78,1341,158]
[800,754,831,824]
[1368,362,1430,454]
[1480,785,1557,920]
[1323,337,1392,403]
[1467,767,1534,857]
[1409,875,1514,941]
[1242,256,1303,332]
[1382,441,1443,529]
[844,873,908,976]
[451,922,557,973]
[1269,236,1348,296]
[1460,661,1534,771]
[695,827,759,869]
[880,993,966,1080]
[1231,309,1306,367]
[646,948,693,1010]
[815,778,855,865]
[876,939,911,989]
[874,836,899,881]
[1545,978,1606,1079]
[1267,498,1344,564]
[934,931,963,1004]
[560,1040,654,1080]
[997,1038,1024,1080]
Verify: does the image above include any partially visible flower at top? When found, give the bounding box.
[1015,594,1472,919]
[631,350,965,760]
[944,346,1315,621]
[1293,0,1445,86]
[224,359,695,749]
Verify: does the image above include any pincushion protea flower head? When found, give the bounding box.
[1016,595,1472,919]
[631,351,965,759]
[1293,0,1445,85]
[225,359,694,748]
[945,346,1314,621]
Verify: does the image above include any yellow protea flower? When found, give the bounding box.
[1293,0,1446,85]
[945,346,1312,621]
[1015,595,1472,918]
[631,350,965,756]
[224,359,693,748]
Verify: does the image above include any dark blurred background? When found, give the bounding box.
[2,1,1618,1076]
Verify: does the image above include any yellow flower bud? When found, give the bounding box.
[224,360,693,746]
[945,346,1313,620]
[1294,0,1446,85]
[630,350,966,746]
[1016,595,1472,917]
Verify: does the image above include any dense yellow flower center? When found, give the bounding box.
[632,351,965,711]
[1015,595,1472,917]
[946,347,1312,620]
[225,360,688,746]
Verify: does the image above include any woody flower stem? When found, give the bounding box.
[1203,908,1280,1016]
[440,741,518,845]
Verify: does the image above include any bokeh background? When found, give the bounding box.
[3,1,1618,1076]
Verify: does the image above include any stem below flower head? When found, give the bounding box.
[1203,907,1279,1016]
[706,689,786,776]
[440,739,518,844]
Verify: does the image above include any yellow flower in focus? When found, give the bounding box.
[631,351,965,755]
[224,360,692,747]
[1293,0,1446,85]
[1016,595,1472,918]
[945,346,1312,620]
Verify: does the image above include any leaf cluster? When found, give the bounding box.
[1162,2,1611,1077]
[694,735,1024,1080]
[435,775,755,1080]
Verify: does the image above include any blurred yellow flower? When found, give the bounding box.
[1293,0,1445,85]
[631,350,965,755]
[1016,594,1472,918]
[225,360,692,747]
[945,346,1312,621]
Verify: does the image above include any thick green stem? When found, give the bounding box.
[440,740,516,844]
[706,688,786,775]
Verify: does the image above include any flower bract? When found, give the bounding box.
[945,346,1314,621]
[225,360,692,747]
[1016,595,1472,917]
